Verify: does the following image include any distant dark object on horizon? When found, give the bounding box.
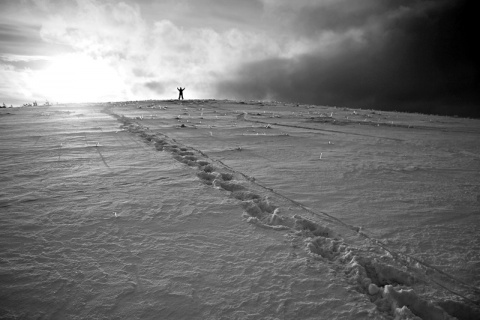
[177,87,185,100]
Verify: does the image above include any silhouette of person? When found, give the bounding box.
[177,87,185,100]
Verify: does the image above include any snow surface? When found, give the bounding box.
[1,100,479,319]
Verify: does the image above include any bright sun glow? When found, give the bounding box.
[31,53,123,103]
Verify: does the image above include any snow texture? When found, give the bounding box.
[1,100,479,319]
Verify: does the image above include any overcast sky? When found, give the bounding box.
[0,0,478,116]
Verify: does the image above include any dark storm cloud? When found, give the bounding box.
[287,0,420,34]
[218,0,480,117]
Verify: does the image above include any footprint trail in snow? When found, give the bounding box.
[114,105,480,320]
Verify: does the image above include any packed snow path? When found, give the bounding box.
[1,101,479,319]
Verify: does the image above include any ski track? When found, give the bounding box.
[1,102,479,320]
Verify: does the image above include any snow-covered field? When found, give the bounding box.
[1,100,479,319]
